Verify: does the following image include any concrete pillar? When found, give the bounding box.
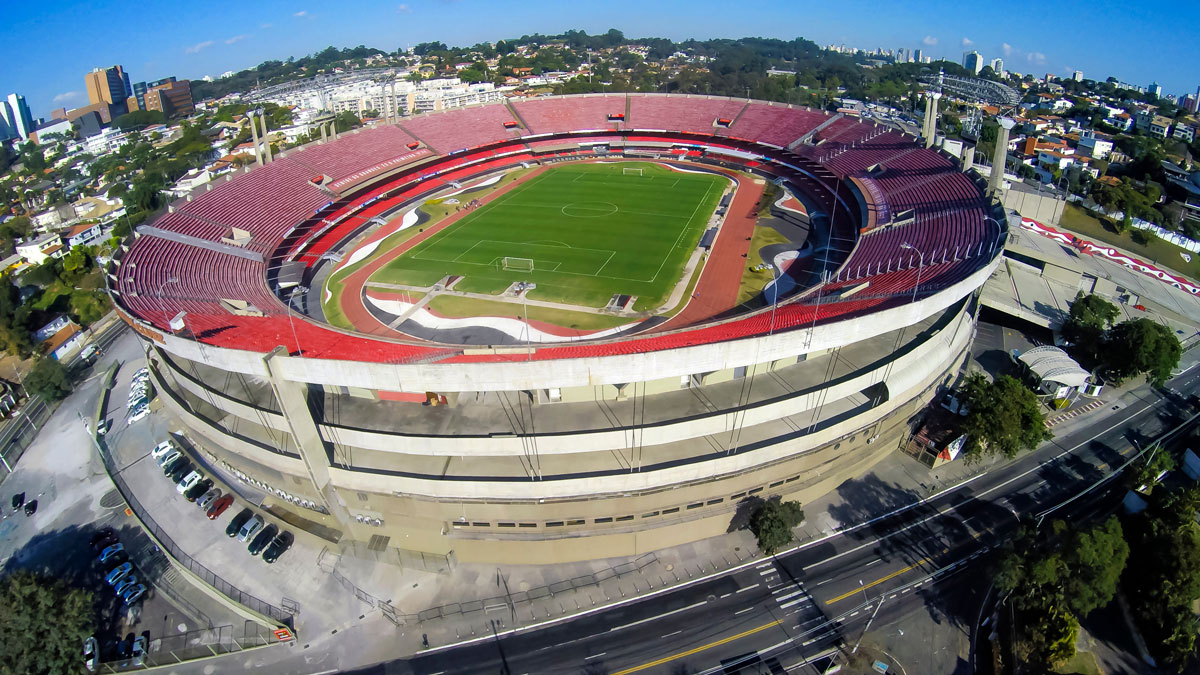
[247,112,263,166]
[989,117,1016,195]
[921,93,934,143]
[262,349,354,536]
[962,145,976,172]
[260,114,273,163]
[319,123,327,144]
[925,92,942,149]
[389,81,397,124]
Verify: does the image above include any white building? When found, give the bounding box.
[84,127,131,156]
[1077,130,1113,159]
[16,233,64,265]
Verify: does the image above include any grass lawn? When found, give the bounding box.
[1058,204,1200,281]
[373,162,725,309]
[736,224,791,305]
[1051,649,1102,675]
[425,295,633,331]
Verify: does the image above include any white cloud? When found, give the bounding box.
[396,3,411,13]
[52,91,80,103]
[1001,42,1013,57]
[293,10,307,17]
[961,37,974,48]
[226,34,250,44]
[260,22,273,29]
[185,40,215,54]
[922,35,937,46]
[1027,51,1046,65]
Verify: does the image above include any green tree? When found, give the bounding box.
[958,373,1052,460]
[24,357,71,401]
[0,571,95,675]
[1103,318,1181,385]
[748,499,805,554]
[1061,291,1119,364]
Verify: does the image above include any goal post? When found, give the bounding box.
[621,167,644,176]
[501,257,535,272]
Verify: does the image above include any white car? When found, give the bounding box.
[150,440,176,461]
[127,406,149,425]
[177,471,202,494]
[84,636,98,672]
[155,450,181,468]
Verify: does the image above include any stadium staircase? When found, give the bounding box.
[789,112,843,150]
[505,100,533,133]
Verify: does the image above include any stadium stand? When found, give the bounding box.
[728,103,830,147]
[399,105,521,153]
[512,94,627,134]
[627,94,747,134]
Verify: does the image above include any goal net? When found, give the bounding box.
[622,167,644,176]
[502,257,535,272]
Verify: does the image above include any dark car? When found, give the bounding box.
[247,524,278,556]
[23,499,37,516]
[184,479,213,502]
[262,531,293,564]
[10,492,23,511]
[90,529,118,552]
[162,456,186,476]
[226,508,253,538]
[168,461,193,484]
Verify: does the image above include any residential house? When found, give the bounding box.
[16,232,64,265]
[65,222,101,248]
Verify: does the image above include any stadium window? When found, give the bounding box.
[706,498,723,506]
[498,522,516,528]
[641,511,660,519]
[785,476,800,483]
[594,517,613,524]
[471,522,490,527]
[730,492,746,499]
[356,492,369,502]
[518,523,537,528]
[615,515,635,522]
[451,521,465,528]
[566,519,585,526]
[546,521,564,527]
[748,487,764,495]
[687,502,703,510]
[662,507,680,514]
[769,481,784,488]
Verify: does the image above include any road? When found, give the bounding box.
[366,362,1200,675]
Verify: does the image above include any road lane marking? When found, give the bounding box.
[774,589,804,601]
[660,630,682,639]
[865,559,882,566]
[759,569,777,576]
[778,597,808,610]
[585,652,606,660]
[824,557,931,605]
[734,607,755,615]
[736,584,759,593]
[608,601,708,632]
[719,592,731,599]
[611,620,782,675]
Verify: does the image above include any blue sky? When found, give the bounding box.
[7,0,1198,119]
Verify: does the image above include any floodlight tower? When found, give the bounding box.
[919,70,1020,194]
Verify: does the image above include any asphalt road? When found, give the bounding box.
[365,360,1200,675]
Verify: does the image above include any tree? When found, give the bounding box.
[24,357,71,401]
[1061,291,1119,364]
[958,373,1052,460]
[0,571,95,675]
[1103,318,1182,385]
[748,498,805,554]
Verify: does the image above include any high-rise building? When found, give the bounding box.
[914,48,924,63]
[989,58,1004,76]
[963,51,983,75]
[1149,82,1162,98]
[1072,70,1083,82]
[144,79,194,117]
[0,100,13,140]
[3,93,33,140]
[84,65,131,116]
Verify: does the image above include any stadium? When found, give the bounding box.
[110,93,1006,564]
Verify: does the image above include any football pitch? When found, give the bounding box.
[372,162,726,309]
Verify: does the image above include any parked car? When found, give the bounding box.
[98,543,124,563]
[207,494,234,520]
[23,499,37,516]
[150,440,176,460]
[168,461,193,483]
[127,406,149,425]
[104,562,133,586]
[248,524,278,556]
[115,634,132,659]
[156,450,181,469]
[176,471,202,495]
[90,527,117,551]
[83,636,99,672]
[262,530,294,564]
[226,508,253,538]
[237,515,264,543]
[184,478,213,502]
[130,635,147,667]
[121,583,146,605]
[114,575,138,596]
[196,489,221,511]
[10,492,23,511]
[162,455,187,476]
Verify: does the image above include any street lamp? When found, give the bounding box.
[768,263,780,335]
[156,277,179,330]
[899,242,925,303]
[984,216,1005,256]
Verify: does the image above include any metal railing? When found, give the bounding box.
[95,437,294,626]
[94,621,286,672]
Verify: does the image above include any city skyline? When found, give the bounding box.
[3,0,1198,120]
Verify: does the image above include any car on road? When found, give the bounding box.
[83,636,98,672]
[90,527,117,551]
[121,583,146,605]
[207,494,234,520]
[226,508,253,537]
[150,440,176,461]
[248,523,278,556]
[156,450,181,469]
[184,478,213,502]
[237,515,264,543]
[176,471,202,495]
[114,575,138,596]
[104,562,133,586]
[196,489,221,511]
[262,530,293,564]
[130,635,146,667]
[98,543,124,563]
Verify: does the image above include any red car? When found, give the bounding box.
[206,495,234,520]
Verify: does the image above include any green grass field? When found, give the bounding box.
[371,162,726,309]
